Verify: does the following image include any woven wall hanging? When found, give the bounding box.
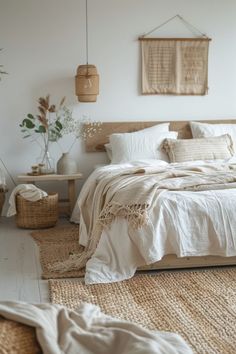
[139,15,211,95]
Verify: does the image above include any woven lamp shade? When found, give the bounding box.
[75,64,99,102]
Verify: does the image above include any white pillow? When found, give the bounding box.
[129,122,170,133]
[105,123,170,161]
[105,143,112,160]
[190,121,236,150]
[110,130,178,163]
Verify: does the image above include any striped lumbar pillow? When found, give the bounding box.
[163,134,234,163]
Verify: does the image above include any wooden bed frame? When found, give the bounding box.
[85,119,236,152]
[85,119,236,270]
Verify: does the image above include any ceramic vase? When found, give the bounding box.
[57,152,77,175]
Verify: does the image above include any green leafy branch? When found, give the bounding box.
[19,95,69,144]
[20,95,101,154]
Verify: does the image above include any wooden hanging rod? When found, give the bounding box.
[138,37,211,41]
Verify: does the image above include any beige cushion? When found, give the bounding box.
[163,134,234,163]
[190,121,236,150]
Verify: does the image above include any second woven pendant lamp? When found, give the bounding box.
[75,0,99,102]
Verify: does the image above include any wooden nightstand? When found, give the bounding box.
[17,173,83,215]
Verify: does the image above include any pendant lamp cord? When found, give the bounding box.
[85,0,89,75]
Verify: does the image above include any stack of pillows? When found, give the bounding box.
[105,121,236,164]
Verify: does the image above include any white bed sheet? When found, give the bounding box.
[71,158,236,284]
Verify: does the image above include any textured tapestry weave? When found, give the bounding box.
[141,39,209,95]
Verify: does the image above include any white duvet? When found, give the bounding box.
[71,159,236,284]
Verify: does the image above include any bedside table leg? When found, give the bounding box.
[68,180,76,214]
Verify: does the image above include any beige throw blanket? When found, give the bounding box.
[7,184,48,217]
[0,301,193,354]
[98,165,236,228]
[51,163,236,273]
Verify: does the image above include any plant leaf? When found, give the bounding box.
[37,115,48,128]
[36,125,46,133]
[38,96,49,110]
[48,104,56,113]
[21,118,35,129]
[38,106,46,115]
[56,120,63,130]
[27,113,35,120]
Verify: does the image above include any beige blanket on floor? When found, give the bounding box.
[51,162,236,273]
[0,301,193,354]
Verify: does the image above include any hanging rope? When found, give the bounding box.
[85,0,89,65]
[140,14,209,39]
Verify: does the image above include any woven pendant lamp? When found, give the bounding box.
[75,0,99,102]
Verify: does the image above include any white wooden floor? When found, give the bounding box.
[0,217,51,303]
[2,217,234,305]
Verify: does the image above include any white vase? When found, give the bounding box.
[57,153,77,175]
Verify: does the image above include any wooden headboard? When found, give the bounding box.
[85,119,236,152]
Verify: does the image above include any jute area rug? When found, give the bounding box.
[31,224,85,279]
[0,316,42,354]
[49,268,236,354]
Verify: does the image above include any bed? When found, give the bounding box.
[60,119,236,284]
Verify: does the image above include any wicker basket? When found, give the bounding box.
[16,192,58,229]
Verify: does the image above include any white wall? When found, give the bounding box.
[1,0,236,213]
